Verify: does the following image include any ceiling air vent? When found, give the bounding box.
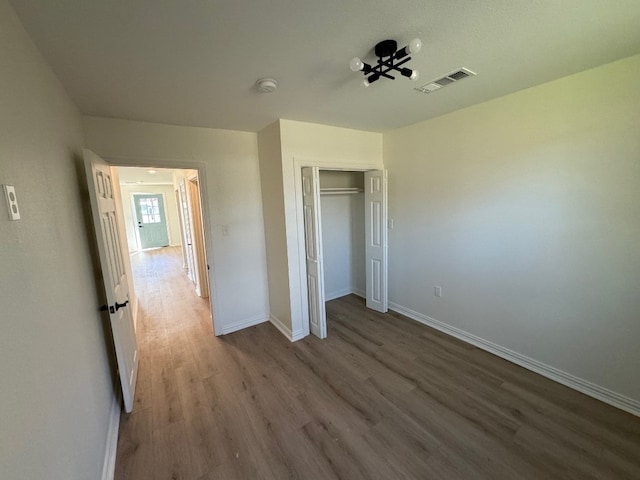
[415,68,476,94]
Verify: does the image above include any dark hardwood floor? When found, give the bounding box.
[115,247,640,479]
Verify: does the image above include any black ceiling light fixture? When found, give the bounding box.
[350,38,422,87]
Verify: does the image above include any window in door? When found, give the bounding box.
[138,197,162,224]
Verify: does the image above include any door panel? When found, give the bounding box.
[84,149,138,412]
[302,167,327,339]
[133,194,170,249]
[187,178,209,299]
[365,170,388,313]
[179,182,196,283]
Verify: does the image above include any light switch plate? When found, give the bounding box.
[3,185,21,220]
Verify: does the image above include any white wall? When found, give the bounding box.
[83,116,270,334]
[319,170,365,300]
[0,1,115,478]
[320,194,365,299]
[119,183,182,251]
[281,120,383,337]
[257,121,291,328]
[351,194,366,296]
[383,54,640,408]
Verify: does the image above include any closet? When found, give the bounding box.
[301,166,387,339]
[319,170,366,301]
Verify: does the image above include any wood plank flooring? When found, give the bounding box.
[115,247,640,479]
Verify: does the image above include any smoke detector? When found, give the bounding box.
[255,78,278,93]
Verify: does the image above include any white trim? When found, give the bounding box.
[389,302,640,418]
[325,287,354,301]
[325,287,366,301]
[101,393,121,480]
[131,295,139,333]
[220,314,268,335]
[270,315,305,342]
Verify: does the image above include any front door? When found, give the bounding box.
[84,149,139,412]
[133,194,170,250]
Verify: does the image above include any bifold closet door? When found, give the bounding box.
[365,170,388,313]
[302,167,327,339]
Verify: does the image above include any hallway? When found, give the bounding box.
[116,247,215,477]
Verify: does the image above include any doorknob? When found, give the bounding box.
[115,300,129,311]
[99,304,115,314]
[138,221,143,228]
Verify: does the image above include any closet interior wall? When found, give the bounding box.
[319,170,366,300]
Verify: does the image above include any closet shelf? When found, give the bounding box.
[319,187,364,196]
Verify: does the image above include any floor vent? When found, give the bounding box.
[415,68,476,94]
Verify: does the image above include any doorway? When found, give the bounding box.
[117,166,212,301]
[300,166,388,339]
[86,149,220,412]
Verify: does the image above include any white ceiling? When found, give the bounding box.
[117,167,175,185]
[9,0,640,133]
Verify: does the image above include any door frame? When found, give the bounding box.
[293,158,385,338]
[130,191,171,251]
[104,155,220,336]
[185,174,209,299]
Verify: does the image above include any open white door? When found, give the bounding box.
[84,149,139,412]
[365,170,388,313]
[178,181,196,284]
[302,167,327,339]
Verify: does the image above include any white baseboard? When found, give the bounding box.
[220,314,268,335]
[270,315,305,342]
[325,287,354,301]
[101,393,121,480]
[325,287,366,301]
[389,302,640,418]
[352,288,366,299]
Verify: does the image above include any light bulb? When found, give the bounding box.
[408,38,422,54]
[350,57,364,72]
[362,78,370,88]
[410,70,419,81]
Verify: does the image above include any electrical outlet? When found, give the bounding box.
[434,285,442,297]
[3,185,20,220]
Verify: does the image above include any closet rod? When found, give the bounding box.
[319,187,364,196]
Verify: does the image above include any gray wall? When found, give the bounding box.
[384,54,640,405]
[0,1,115,478]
